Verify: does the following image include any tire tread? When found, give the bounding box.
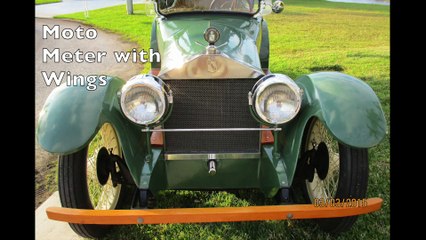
[58,149,110,238]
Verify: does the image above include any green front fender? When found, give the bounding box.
[280,72,387,186]
[36,77,149,188]
[37,77,125,154]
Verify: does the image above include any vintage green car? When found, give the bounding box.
[37,0,387,238]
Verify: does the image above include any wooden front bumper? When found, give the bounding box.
[46,198,382,225]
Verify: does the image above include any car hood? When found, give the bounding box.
[156,15,264,79]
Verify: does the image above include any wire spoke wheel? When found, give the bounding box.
[86,123,121,210]
[298,117,369,233]
[305,119,340,201]
[58,123,129,238]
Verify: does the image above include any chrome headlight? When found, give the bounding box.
[250,74,302,125]
[120,74,172,126]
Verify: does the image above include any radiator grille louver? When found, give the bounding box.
[164,79,260,154]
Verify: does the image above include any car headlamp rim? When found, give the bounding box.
[121,84,165,125]
[120,74,172,126]
[250,74,302,125]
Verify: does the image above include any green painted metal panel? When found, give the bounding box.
[297,72,386,148]
[37,77,124,154]
[259,19,269,69]
[146,146,285,197]
[36,77,150,188]
[259,145,287,197]
[164,158,260,189]
[279,72,387,186]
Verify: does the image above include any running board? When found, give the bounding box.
[46,198,382,225]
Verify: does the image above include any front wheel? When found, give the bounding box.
[297,118,369,233]
[58,123,130,238]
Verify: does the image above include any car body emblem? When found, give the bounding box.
[207,56,218,73]
[204,27,220,45]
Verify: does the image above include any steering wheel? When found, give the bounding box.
[209,0,253,12]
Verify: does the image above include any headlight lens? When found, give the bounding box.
[120,75,172,126]
[251,74,302,124]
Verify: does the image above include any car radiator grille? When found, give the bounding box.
[163,79,260,154]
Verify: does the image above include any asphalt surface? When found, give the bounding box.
[35,18,143,205]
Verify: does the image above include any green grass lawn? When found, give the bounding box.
[36,0,61,5]
[58,0,389,239]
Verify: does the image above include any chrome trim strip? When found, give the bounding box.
[141,128,281,132]
[165,153,261,161]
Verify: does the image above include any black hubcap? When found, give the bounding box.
[305,142,330,182]
[96,147,113,185]
[315,142,329,180]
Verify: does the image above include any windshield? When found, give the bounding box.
[157,0,260,15]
